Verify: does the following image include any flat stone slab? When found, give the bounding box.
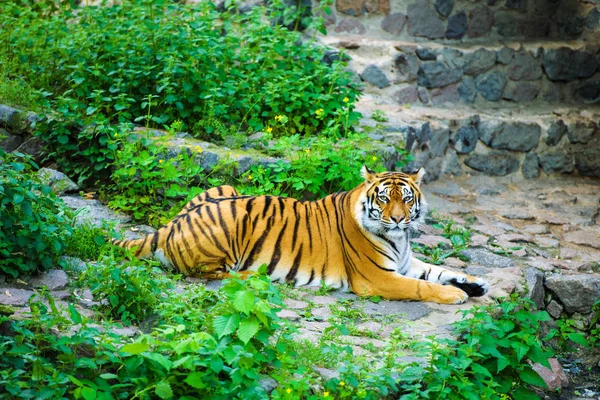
[0,288,35,306]
[29,269,69,291]
[362,300,430,320]
[563,229,600,249]
[459,248,515,268]
[62,196,131,227]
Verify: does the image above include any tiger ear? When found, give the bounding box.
[410,168,425,185]
[361,165,376,183]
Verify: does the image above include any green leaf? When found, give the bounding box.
[233,290,255,315]
[99,373,118,380]
[497,356,510,373]
[213,314,240,338]
[120,342,150,355]
[69,303,82,324]
[237,317,260,344]
[13,194,24,204]
[519,367,548,388]
[184,372,206,389]
[512,386,540,400]
[567,332,590,347]
[82,387,97,400]
[155,381,173,399]
[470,363,492,378]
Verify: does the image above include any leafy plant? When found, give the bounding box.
[0,150,73,278]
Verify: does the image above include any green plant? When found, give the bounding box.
[371,109,388,123]
[0,150,73,278]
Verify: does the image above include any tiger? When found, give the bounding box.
[112,166,489,304]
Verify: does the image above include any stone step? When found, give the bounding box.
[319,36,600,107]
[355,95,600,180]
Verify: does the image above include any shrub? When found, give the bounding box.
[0,150,73,278]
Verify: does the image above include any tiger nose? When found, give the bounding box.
[390,215,403,223]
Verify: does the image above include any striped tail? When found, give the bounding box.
[111,234,156,259]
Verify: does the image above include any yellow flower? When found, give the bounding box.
[114,133,118,138]
[275,115,284,121]
[324,392,330,398]
[371,156,377,161]
[286,388,292,394]
[248,175,253,181]
[339,381,345,386]
[315,108,324,116]
[266,126,273,133]
[228,152,232,157]
[159,159,164,164]
[304,149,310,154]
[195,146,203,153]
[343,97,349,103]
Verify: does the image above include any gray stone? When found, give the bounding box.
[417,62,463,88]
[381,12,407,35]
[539,152,574,174]
[313,366,340,381]
[556,13,585,37]
[475,70,507,101]
[496,14,549,38]
[360,65,389,89]
[574,80,600,103]
[416,48,438,61]
[507,51,542,81]
[542,84,562,103]
[0,104,24,131]
[362,300,430,320]
[464,151,520,176]
[259,377,278,394]
[439,48,467,69]
[505,0,526,10]
[37,168,79,195]
[443,150,462,175]
[542,48,597,82]
[545,274,600,313]
[546,120,567,146]
[430,83,460,105]
[393,85,419,104]
[478,120,541,152]
[334,19,366,34]
[586,8,600,30]
[459,248,515,268]
[0,288,35,306]
[60,256,88,272]
[497,47,514,65]
[502,81,539,102]
[465,266,488,276]
[0,129,24,152]
[575,146,600,177]
[546,300,563,319]
[15,136,44,162]
[524,267,545,308]
[61,196,131,227]
[567,122,597,144]
[467,6,494,38]
[322,50,351,66]
[29,269,69,291]
[522,152,540,179]
[435,0,455,17]
[451,125,478,154]
[407,2,446,39]
[394,53,420,82]
[445,11,467,39]
[417,87,430,103]
[563,229,600,249]
[464,49,496,75]
[458,76,477,103]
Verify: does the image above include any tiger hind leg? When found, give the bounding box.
[407,257,489,297]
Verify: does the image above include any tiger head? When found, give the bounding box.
[356,166,427,239]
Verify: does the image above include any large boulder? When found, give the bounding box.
[478,120,541,152]
[545,274,600,314]
[464,151,519,176]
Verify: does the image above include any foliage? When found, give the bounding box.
[0,59,42,110]
[64,222,110,262]
[0,150,73,278]
[398,296,555,400]
[413,215,472,265]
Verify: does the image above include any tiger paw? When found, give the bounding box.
[449,277,489,297]
[436,285,469,304]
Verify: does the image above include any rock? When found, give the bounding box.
[475,70,507,101]
[458,76,477,103]
[0,104,25,131]
[334,19,366,34]
[381,12,407,35]
[507,51,542,81]
[539,151,574,174]
[451,125,478,154]
[394,53,420,82]
[464,151,519,176]
[546,120,567,146]
[531,359,569,391]
[336,0,364,16]
[478,120,541,152]
[546,300,563,319]
[502,81,539,102]
[524,267,545,308]
[496,14,549,38]
[322,50,351,66]
[471,234,489,247]
[464,49,496,75]
[393,85,419,104]
[522,152,540,179]
[444,257,467,268]
[15,136,45,162]
[0,129,24,152]
[467,6,494,38]
[459,248,515,268]
[29,270,69,291]
[575,146,600,177]
[563,230,600,249]
[412,235,451,247]
[545,274,600,313]
[435,0,454,17]
[574,80,600,103]
[313,366,340,381]
[0,288,35,306]
[439,48,467,69]
[259,377,278,394]
[542,48,597,82]
[310,295,336,305]
[505,0,526,10]
[587,7,600,30]
[417,62,463,88]
[535,236,559,248]
[567,121,597,144]
[360,65,389,89]
[496,47,514,65]
[522,224,550,235]
[37,168,79,195]
[416,48,437,61]
[417,87,430,103]
[407,2,446,39]
[61,196,131,227]
[445,11,467,39]
[277,309,300,321]
[430,83,460,105]
[364,0,389,14]
[60,256,88,272]
[363,300,430,320]
[284,299,309,309]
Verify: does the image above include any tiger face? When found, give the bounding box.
[358,166,427,239]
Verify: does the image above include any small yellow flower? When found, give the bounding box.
[343,97,349,103]
[248,175,253,181]
[275,115,284,121]
[372,156,377,161]
[195,146,203,153]
[315,108,324,116]
[304,149,310,154]
[159,159,164,164]
[228,152,232,157]
[324,392,330,398]
[339,381,345,386]
[286,388,292,394]
[266,126,273,133]
[114,133,118,138]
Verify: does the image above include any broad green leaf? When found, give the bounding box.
[82,387,97,400]
[512,386,540,400]
[120,342,150,355]
[69,303,82,324]
[99,373,118,380]
[184,372,206,389]
[471,363,492,378]
[567,332,590,347]
[237,318,260,344]
[213,314,240,338]
[233,290,255,315]
[519,367,548,388]
[155,381,173,399]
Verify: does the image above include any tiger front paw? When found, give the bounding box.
[449,276,490,297]
[436,285,469,304]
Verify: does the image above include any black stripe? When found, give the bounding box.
[205,206,217,225]
[239,217,273,271]
[286,243,303,282]
[365,253,395,272]
[217,186,224,196]
[267,219,289,275]
[262,196,273,219]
